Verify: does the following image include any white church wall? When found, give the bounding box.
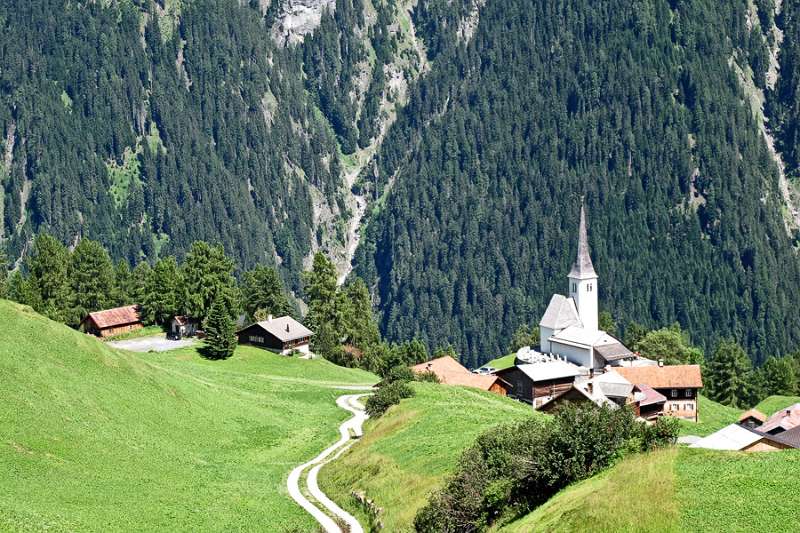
[549,341,593,368]
[569,278,598,332]
[540,326,554,352]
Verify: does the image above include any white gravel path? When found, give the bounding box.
[287,393,370,533]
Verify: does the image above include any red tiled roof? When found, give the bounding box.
[411,356,501,391]
[613,365,703,389]
[85,305,141,329]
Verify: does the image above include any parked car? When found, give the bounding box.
[474,366,496,375]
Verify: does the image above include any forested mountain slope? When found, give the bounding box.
[354,0,800,366]
[0,0,422,288]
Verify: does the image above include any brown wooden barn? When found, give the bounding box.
[80,305,143,338]
[237,315,314,356]
[494,359,582,408]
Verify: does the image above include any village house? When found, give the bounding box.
[612,364,703,422]
[756,403,800,435]
[170,315,201,339]
[494,349,582,407]
[236,315,314,356]
[738,409,767,429]
[538,370,635,413]
[411,356,509,395]
[80,305,143,338]
[690,423,798,452]
[538,204,637,370]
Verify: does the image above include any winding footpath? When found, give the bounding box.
[287,392,371,533]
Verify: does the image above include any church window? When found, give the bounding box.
[572,283,577,292]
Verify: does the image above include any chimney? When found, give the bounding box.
[587,381,594,395]
[285,324,290,332]
[268,314,273,322]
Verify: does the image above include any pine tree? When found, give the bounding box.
[182,241,237,322]
[303,252,347,357]
[26,233,70,322]
[68,239,115,326]
[131,261,153,323]
[242,265,291,320]
[111,260,133,306]
[143,257,184,325]
[706,340,755,408]
[343,278,380,350]
[0,248,7,299]
[203,297,237,359]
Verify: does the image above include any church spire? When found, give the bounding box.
[568,201,597,280]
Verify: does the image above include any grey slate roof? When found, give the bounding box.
[539,294,582,330]
[254,316,314,343]
[568,203,598,280]
[594,342,634,362]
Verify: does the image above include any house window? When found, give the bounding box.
[671,403,679,411]
[685,389,692,398]
[249,335,264,344]
[671,389,678,398]
[685,403,694,411]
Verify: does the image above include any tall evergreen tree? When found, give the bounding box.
[303,252,347,357]
[242,265,292,320]
[0,248,7,299]
[343,278,380,350]
[706,339,755,408]
[131,261,153,321]
[203,297,237,359]
[182,241,237,322]
[26,233,70,322]
[68,239,115,326]
[142,257,184,325]
[111,260,133,307]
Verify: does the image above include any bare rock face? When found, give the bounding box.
[271,0,336,46]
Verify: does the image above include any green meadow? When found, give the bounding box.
[319,383,532,531]
[0,300,376,532]
[497,447,800,532]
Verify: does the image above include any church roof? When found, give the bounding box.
[568,203,598,280]
[539,294,582,330]
[549,325,612,348]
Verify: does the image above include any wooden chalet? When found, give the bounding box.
[80,305,143,338]
[411,356,509,395]
[170,315,201,339]
[494,357,582,408]
[612,364,703,421]
[237,315,313,356]
[738,409,768,430]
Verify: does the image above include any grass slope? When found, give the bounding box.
[319,383,532,531]
[498,447,800,532]
[754,395,800,415]
[482,353,516,371]
[497,448,679,533]
[678,394,800,437]
[0,300,376,532]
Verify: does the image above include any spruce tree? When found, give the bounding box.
[706,340,755,408]
[343,278,380,350]
[68,239,115,326]
[111,260,133,306]
[131,261,153,323]
[26,233,70,322]
[182,241,237,322]
[0,248,7,299]
[760,356,797,396]
[303,252,347,357]
[143,257,184,325]
[203,297,237,359]
[242,265,291,320]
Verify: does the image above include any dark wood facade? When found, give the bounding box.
[495,367,575,406]
[237,323,311,354]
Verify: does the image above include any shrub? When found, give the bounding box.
[384,364,416,384]
[365,381,415,417]
[415,370,440,383]
[414,404,674,532]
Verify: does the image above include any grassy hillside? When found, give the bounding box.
[319,383,533,531]
[482,353,516,371]
[498,448,800,532]
[0,300,376,532]
[754,395,800,415]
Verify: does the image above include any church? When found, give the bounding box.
[538,204,635,371]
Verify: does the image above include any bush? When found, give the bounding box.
[365,381,415,417]
[414,404,676,532]
[384,364,416,384]
[415,370,440,383]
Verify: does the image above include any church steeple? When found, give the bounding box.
[568,200,599,332]
[568,203,597,280]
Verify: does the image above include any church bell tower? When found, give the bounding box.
[568,202,599,332]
